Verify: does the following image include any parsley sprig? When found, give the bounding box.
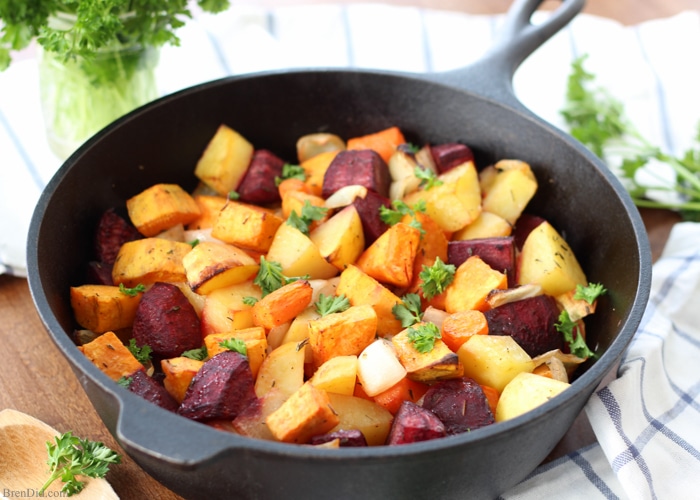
[252,256,308,297]
[315,293,351,316]
[392,293,423,328]
[119,283,145,297]
[555,310,596,359]
[286,200,328,235]
[39,432,121,496]
[407,322,441,353]
[275,163,307,186]
[419,257,456,300]
[574,282,607,305]
[127,339,152,365]
[414,166,443,190]
[562,54,700,220]
[220,338,247,356]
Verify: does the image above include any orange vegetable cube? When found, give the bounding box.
[301,150,340,196]
[399,212,449,295]
[161,356,205,403]
[355,222,421,288]
[186,194,228,230]
[372,376,429,415]
[70,284,142,334]
[440,309,489,352]
[281,190,328,225]
[346,126,406,163]
[126,183,201,237]
[480,384,501,415]
[444,256,508,313]
[112,238,192,288]
[78,331,143,381]
[204,327,268,377]
[391,326,463,382]
[212,200,283,253]
[266,383,339,443]
[252,280,314,330]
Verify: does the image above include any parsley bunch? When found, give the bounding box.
[561,54,700,220]
[0,0,230,70]
[40,432,121,496]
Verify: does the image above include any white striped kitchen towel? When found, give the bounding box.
[2,5,700,499]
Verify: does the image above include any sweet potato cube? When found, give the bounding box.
[161,356,205,403]
[440,309,489,352]
[444,256,508,313]
[336,265,403,337]
[266,383,339,443]
[183,241,259,295]
[355,222,421,288]
[346,126,406,164]
[398,212,448,294]
[391,326,463,382]
[194,124,254,196]
[70,284,142,333]
[252,280,314,329]
[301,150,340,196]
[126,183,201,237]
[186,195,228,230]
[281,191,328,226]
[308,304,378,369]
[211,200,284,253]
[78,331,143,381]
[204,327,268,377]
[112,238,192,287]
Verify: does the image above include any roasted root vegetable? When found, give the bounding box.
[72,124,603,448]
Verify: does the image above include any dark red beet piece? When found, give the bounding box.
[484,294,564,357]
[351,190,392,244]
[430,143,474,173]
[322,149,391,199]
[386,401,447,445]
[128,369,179,412]
[421,378,495,435]
[86,261,114,285]
[132,282,201,359]
[94,208,142,265]
[178,351,257,422]
[237,149,285,205]
[310,429,368,447]
[512,213,546,251]
[447,237,516,286]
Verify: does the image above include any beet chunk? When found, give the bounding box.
[132,282,201,359]
[94,208,142,265]
[322,149,391,199]
[448,237,516,286]
[86,261,114,285]
[484,294,563,357]
[310,429,368,447]
[430,143,474,174]
[178,351,257,422]
[512,213,546,251]
[421,378,495,435]
[351,190,392,245]
[237,149,285,205]
[386,401,447,445]
[128,369,179,412]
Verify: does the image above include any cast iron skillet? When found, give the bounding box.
[27,0,651,498]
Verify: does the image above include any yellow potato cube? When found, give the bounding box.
[495,372,570,422]
[457,334,534,392]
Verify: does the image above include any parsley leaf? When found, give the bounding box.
[253,256,286,296]
[40,432,121,496]
[555,310,596,359]
[414,166,443,190]
[182,346,208,361]
[219,338,247,357]
[315,294,351,316]
[275,163,307,186]
[127,338,152,365]
[407,322,441,353]
[379,200,426,233]
[573,282,607,305]
[286,200,328,235]
[242,296,259,306]
[562,54,700,220]
[119,283,145,297]
[419,257,456,300]
[392,293,423,328]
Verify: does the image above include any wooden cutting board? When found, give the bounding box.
[0,409,119,498]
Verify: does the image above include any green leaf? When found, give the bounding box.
[406,322,441,353]
[219,338,247,357]
[315,293,351,316]
[253,256,286,296]
[378,200,425,234]
[182,346,208,361]
[127,338,152,364]
[275,163,307,186]
[419,257,456,300]
[414,166,443,190]
[119,283,145,297]
[555,310,596,359]
[573,282,607,305]
[286,200,328,235]
[392,293,423,328]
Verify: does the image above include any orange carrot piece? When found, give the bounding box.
[252,280,314,329]
[346,126,406,163]
[277,178,312,199]
[533,364,555,379]
[372,376,429,415]
[480,384,500,415]
[441,309,489,352]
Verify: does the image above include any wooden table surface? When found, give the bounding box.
[0,1,695,498]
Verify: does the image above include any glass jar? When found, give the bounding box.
[38,14,160,159]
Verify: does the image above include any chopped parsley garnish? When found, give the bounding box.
[555,310,597,359]
[419,257,456,300]
[407,322,441,353]
[573,282,607,305]
[182,346,208,361]
[414,166,443,190]
[392,293,423,328]
[118,283,145,297]
[275,163,307,186]
[286,200,328,235]
[315,293,351,316]
[127,338,152,365]
[219,338,248,357]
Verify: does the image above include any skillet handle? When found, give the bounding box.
[433,0,584,111]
